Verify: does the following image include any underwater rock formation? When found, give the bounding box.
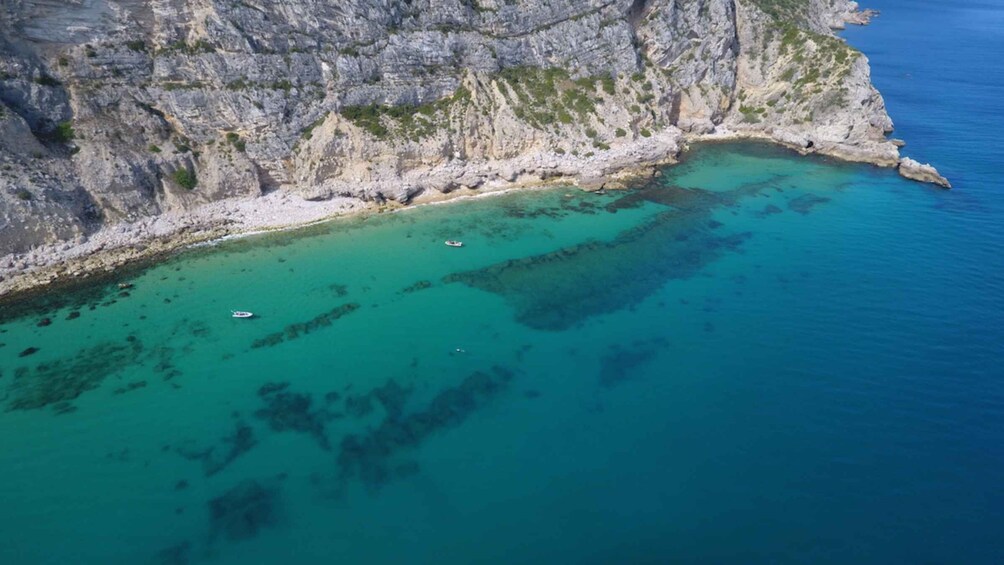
[151,346,182,381]
[175,421,257,477]
[599,338,668,387]
[156,541,191,565]
[338,366,514,489]
[401,280,433,294]
[344,379,414,421]
[756,204,784,218]
[787,194,832,215]
[112,380,147,395]
[255,383,333,450]
[257,382,290,396]
[344,393,375,419]
[6,338,143,411]
[208,480,279,542]
[445,182,762,330]
[250,303,360,348]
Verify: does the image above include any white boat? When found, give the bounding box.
[232,311,254,318]
[445,240,464,247]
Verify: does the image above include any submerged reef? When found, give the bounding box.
[401,280,433,294]
[156,541,191,565]
[788,194,832,215]
[445,183,762,330]
[250,303,360,348]
[6,338,144,411]
[343,379,413,421]
[112,380,147,395]
[599,338,669,388]
[756,204,784,218]
[208,480,279,542]
[151,346,183,381]
[255,382,334,450]
[175,421,257,477]
[329,283,349,297]
[337,366,513,489]
[0,277,131,325]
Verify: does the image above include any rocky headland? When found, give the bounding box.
[0,0,948,297]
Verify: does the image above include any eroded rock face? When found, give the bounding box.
[0,0,901,257]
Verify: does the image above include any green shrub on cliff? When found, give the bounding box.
[495,66,600,129]
[751,0,807,22]
[342,104,389,138]
[35,75,61,87]
[300,115,327,141]
[740,105,763,123]
[341,85,471,141]
[225,132,247,152]
[45,121,75,143]
[172,167,197,190]
[600,76,616,95]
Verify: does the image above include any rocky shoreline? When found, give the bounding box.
[0,128,946,303]
[0,0,952,302]
[0,130,680,301]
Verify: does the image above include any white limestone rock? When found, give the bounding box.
[898,157,951,189]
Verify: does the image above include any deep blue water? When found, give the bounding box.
[0,1,1002,563]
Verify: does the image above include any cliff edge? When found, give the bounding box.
[0,0,946,294]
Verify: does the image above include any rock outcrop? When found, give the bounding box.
[898,157,951,188]
[0,0,946,293]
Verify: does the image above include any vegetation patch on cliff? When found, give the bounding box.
[338,65,614,142]
[340,86,472,141]
[495,66,602,130]
[750,0,808,23]
[172,167,198,190]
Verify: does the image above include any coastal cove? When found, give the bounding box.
[0,139,872,317]
[1,1,1003,564]
[0,129,945,302]
[1,134,1002,563]
[0,0,950,296]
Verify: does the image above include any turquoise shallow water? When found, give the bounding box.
[2,1,1004,563]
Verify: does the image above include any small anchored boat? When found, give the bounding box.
[445,240,464,247]
[232,311,254,319]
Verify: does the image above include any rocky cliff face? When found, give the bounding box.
[0,0,907,265]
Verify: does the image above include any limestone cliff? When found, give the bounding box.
[0,0,936,280]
